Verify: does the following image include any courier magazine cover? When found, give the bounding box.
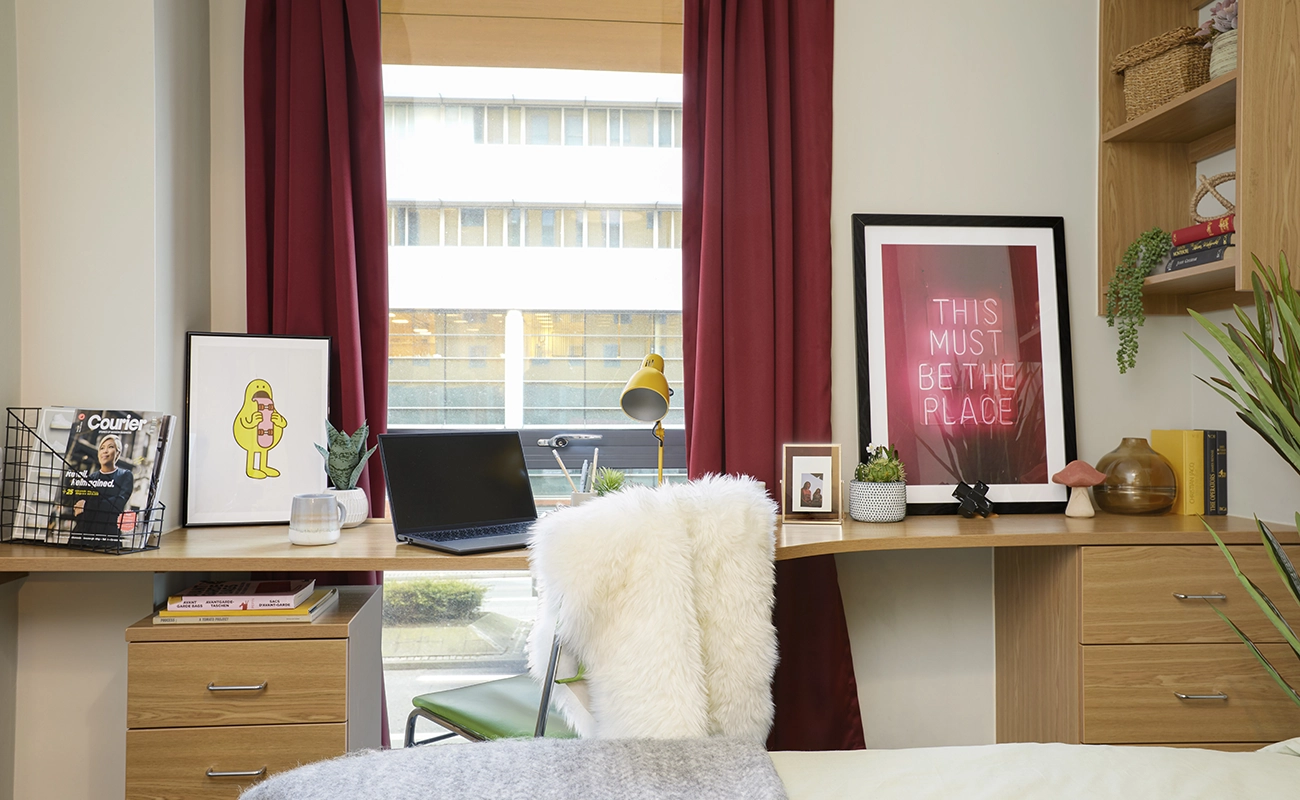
[53,409,175,544]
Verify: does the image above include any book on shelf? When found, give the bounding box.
[1171,215,1235,246]
[153,587,338,625]
[1151,430,1203,516]
[1209,428,1228,515]
[1165,245,1234,273]
[1199,430,1228,516]
[166,578,316,611]
[52,409,176,545]
[1169,233,1234,258]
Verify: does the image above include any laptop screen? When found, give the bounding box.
[380,431,537,535]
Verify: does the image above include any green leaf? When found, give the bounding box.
[1208,527,1300,654]
[1259,517,1300,609]
[314,443,330,461]
[1205,602,1300,708]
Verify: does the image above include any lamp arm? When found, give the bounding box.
[652,420,665,486]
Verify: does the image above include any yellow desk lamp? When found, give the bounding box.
[620,353,672,485]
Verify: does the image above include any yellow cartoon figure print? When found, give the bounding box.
[233,379,288,479]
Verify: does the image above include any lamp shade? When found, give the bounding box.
[620,353,670,422]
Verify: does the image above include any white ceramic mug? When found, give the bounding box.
[288,493,346,546]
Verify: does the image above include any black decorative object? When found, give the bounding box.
[952,481,994,519]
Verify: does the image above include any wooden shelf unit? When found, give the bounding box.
[1097,0,1300,316]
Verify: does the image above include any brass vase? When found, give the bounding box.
[1092,437,1177,515]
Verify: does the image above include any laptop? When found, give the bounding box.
[378,430,538,555]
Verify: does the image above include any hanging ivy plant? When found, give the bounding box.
[1105,227,1172,374]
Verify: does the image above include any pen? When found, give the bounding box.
[579,460,589,494]
[552,449,577,491]
[590,448,599,491]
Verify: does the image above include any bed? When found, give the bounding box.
[240,735,1300,799]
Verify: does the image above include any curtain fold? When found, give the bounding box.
[244,0,391,748]
[682,0,865,751]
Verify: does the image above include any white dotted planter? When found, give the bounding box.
[848,481,907,523]
[327,487,369,528]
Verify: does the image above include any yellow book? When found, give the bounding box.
[1150,430,1203,515]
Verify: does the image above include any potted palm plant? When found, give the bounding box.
[1188,253,1300,706]
[315,419,377,528]
[848,445,907,523]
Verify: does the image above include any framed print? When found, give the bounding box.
[852,214,1077,514]
[182,332,331,526]
[781,444,841,523]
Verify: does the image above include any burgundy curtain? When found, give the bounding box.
[244,0,391,748]
[683,0,865,751]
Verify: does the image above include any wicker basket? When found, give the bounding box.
[1110,27,1210,121]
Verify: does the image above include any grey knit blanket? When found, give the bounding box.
[240,737,787,800]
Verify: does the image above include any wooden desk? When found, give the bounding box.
[0,513,1290,573]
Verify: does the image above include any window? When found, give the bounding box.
[381,9,683,738]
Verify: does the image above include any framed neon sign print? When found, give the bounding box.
[852,214,1077,514]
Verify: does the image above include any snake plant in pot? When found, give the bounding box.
[315,419,377,528]
[1187,254,1300,707]
[848,445,907,523]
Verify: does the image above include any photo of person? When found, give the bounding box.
[798,472,826,511]
[52,409,175,544]
[783,446,841,522]
[67,434,134,536]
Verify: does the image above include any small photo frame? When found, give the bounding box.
[781,443,841,523]
[182,332,331,526]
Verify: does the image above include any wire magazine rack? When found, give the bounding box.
[1,408,163,554]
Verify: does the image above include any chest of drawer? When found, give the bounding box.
[1081,546,1292,644]
[126,722,346,800]
[1082,643,1300,743]
[127,637,349,728]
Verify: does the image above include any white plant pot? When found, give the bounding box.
[327,487,369,528]
[1209,29,1237,80]
[848,481,907,523]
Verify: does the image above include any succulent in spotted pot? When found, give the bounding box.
[857,444,906,483]
[315,420,377,490]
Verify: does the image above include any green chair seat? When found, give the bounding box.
[411,674,577,740]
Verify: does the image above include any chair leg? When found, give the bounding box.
[405,706,486,747]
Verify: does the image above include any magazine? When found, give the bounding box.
[10,407,77,541]
[54,409,176,544]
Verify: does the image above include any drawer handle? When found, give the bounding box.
[1173,691,1228,701]
[1172,593,1226,600]
[206,767,267,778]
[207,681,268,692]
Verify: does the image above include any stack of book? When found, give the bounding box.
[1151,429,1228,516]
[152,579,338,625]
[1164,215,1235,273]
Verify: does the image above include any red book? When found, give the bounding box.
[1171,215,1235,246]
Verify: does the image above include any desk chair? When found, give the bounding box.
[403,632,576,746]
[405,474,777,744]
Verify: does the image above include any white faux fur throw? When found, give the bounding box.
[526,475,778,742]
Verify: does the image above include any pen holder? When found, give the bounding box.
[570,491,597,507]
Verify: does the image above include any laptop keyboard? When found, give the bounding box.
[411,520,535,543]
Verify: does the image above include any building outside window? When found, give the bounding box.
[381,65,684,742]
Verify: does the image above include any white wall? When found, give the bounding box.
[10,2,210,798]
[831,0,1300,748]
[831,0,1097,748]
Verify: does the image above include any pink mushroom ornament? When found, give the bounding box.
[1052,460,1107,518]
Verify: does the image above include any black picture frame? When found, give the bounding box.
[852,214,1077,515]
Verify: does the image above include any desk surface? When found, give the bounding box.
[0,513,1291,572]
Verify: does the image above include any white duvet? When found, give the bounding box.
[771,739,1300,799]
